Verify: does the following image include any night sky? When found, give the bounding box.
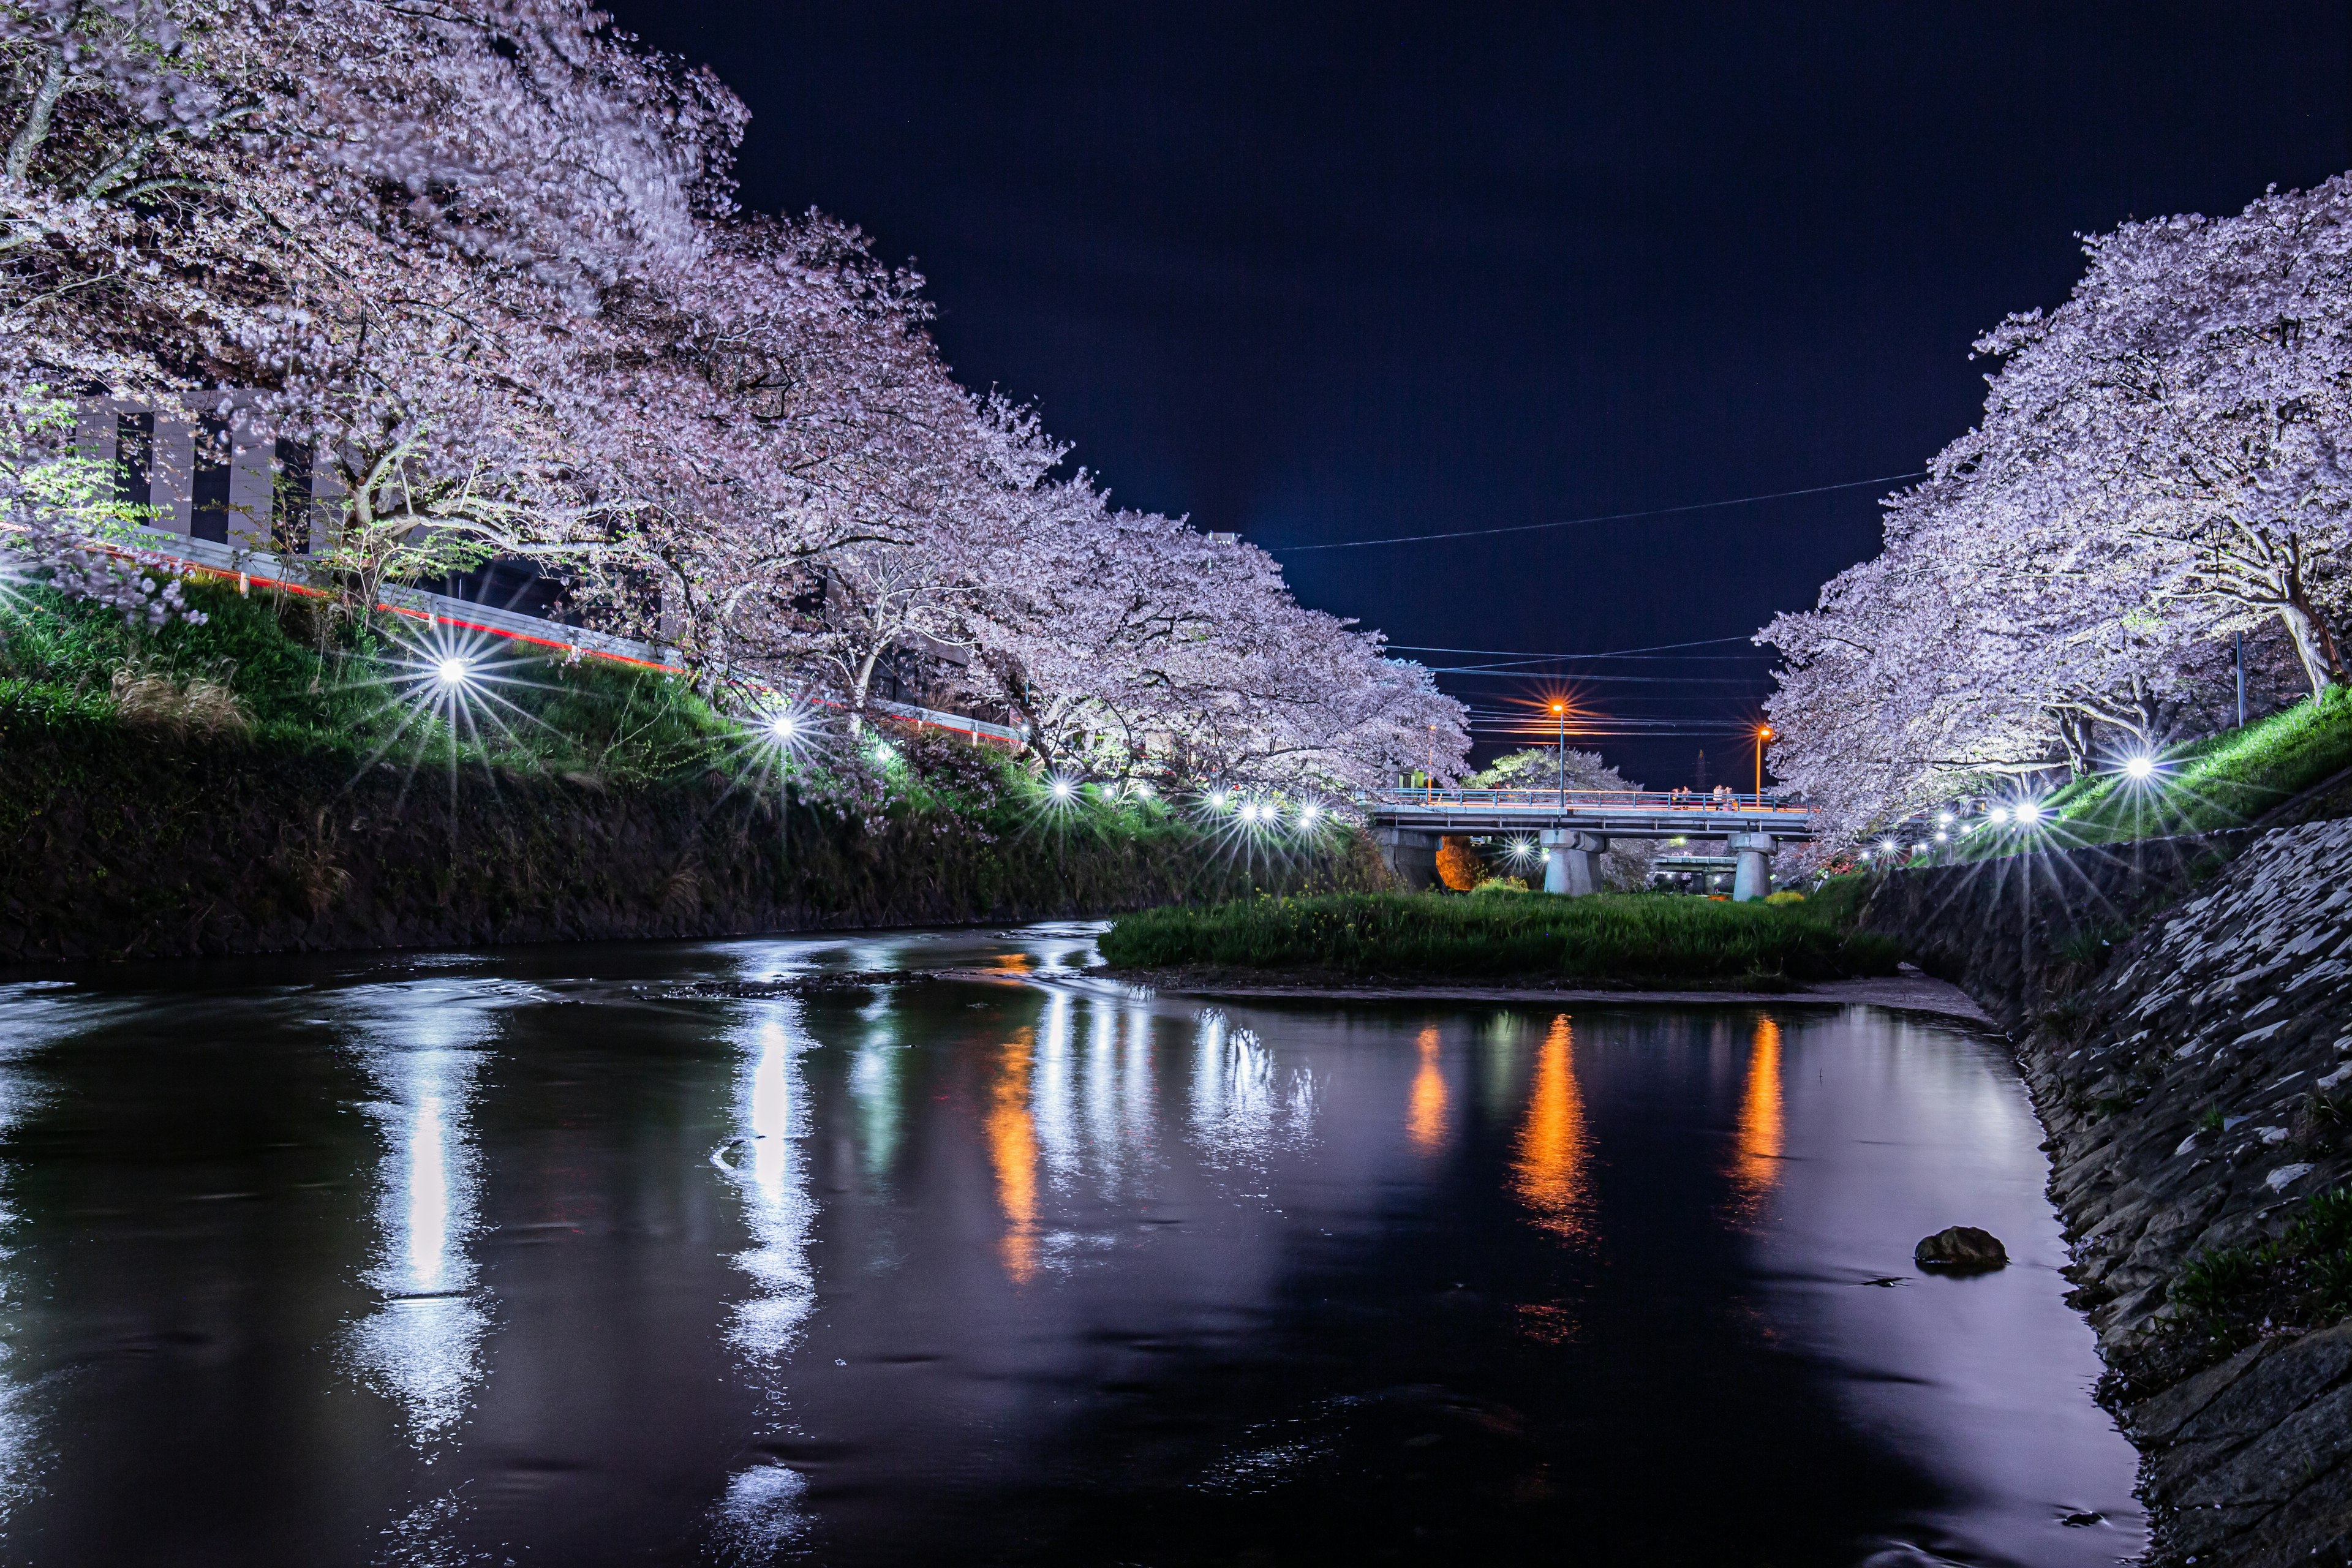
[598,1,2352,786]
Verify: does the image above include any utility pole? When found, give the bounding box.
[1756,724,1773,803]
[1551,701,1567,809]
[2236,631,2247,727]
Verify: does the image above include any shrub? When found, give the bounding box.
[1098,889,1902,985]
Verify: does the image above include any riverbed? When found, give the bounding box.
[0,922,2139,1566]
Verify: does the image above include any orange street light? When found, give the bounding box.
[1755,724,1774,802]
[1551,701,1567,805]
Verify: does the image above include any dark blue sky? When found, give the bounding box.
[601,1,2352,785]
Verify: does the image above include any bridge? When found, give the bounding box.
[1361,788,1815,900]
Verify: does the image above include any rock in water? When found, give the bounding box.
[1914,1226,2008,1272]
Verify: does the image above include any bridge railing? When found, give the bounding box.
[1365,786,1806,815]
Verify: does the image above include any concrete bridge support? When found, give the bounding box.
[1728,832,1777,902]
[1542,830,1610,896]
[1375,828,1439,891]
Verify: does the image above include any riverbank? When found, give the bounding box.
[0,719,1384,964]
[1865,820,2352,1568]
[1081,963,1993,1022]
[1097,886,1902,987]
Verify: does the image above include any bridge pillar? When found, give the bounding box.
[1374,828,1439,891]
[1728,832,1776,902]
[1541,830,1610,896]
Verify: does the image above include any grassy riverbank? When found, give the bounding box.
[0,580,1388,960]
[1099,884,1899,987]
[1966,687,2352,853]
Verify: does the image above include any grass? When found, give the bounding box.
[0,578,1395,916]
[2150,1185,2352,1390]
[0,577,736,780]
[1956,687,2352,856]
[1098,888,1902,987]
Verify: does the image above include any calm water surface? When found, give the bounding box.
[0,924,2139,1566]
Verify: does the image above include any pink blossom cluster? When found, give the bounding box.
[0,0,1466,794]
[1761,176,2352,846]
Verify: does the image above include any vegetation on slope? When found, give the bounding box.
[1935,687,2352,860]
[0,582,1391,959]
[1099,884,1899,988]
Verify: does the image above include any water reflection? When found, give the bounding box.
[720,1012,817,1357]
[1407,1026,1449,1155]
[988,1025,1041,1284]
[1188,1009,1316,1167]
[0,987,74,1529]
[711,1008,819,1554]
[1512,1014,1590,1242]
[1733,1014,1786,1213]
[345,993,494,1446]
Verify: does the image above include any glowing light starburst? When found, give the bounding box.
[356,619,556,793]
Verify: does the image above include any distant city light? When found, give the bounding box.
[2013,799,2043,824]
[1934,831,1948,843]
[1299,802,1319,824]
[1988,806,2010,824]
[1241,801,1262,823]
[767,712,796,741]
[435,657,472,687]
[1936,811,1954,826]
[1208,790,1228,810]
[2124,755,2155,781]
[1050,777,1074,800]
[1879,837,1898,855]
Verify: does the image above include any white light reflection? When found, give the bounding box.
[0,985,77,1524]
[709,1007,820,1554]
[345,997,495,1447]
[1033,992,1079,1189]
[1188,1010,1316,1167]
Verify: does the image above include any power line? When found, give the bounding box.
[1388,634,1757,660]
[1265,472,1923,552]
[1431,667,1766,682]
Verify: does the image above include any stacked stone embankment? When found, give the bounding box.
[0,730,1386,963]
[1871,820,2352,1568]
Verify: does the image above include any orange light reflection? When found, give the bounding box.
[1408,1027,1449,1154]
[987,1025,1040,1283]
[1732,1015,1785,1212]
[1512,1014,1589,1240]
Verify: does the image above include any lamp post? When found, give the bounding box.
[1551,701,1567,810]
[1755,724,1773,805]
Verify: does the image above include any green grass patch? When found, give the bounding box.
[0,577,740,780]
[1954,687,2352,855]
[1098,889,1902,986]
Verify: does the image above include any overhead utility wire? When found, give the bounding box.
[1387,635,1756,659]
[1267,472,1924,551]
[1431,667,1765,682]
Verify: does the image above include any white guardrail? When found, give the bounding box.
[122,527,1029,749]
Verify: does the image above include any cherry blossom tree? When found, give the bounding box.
[1763,174,2352,847]
[0,0,1469,793]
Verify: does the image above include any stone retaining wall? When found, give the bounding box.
[1871,822,2352,1567]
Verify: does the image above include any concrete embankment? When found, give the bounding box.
[0,729,1384,963]
[1864,821,2352,1567]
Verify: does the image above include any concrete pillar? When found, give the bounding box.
[1729,832,1776,902]
[1541,830,1610,896]
[1376,827,1439,891]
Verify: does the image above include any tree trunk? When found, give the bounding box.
[2277,596,2345,697]
[847,643,883,736]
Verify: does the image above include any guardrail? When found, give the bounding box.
[1366,787,1807,815]
[118,527,1028,748]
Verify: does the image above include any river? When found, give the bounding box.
[0,922,2140,1566]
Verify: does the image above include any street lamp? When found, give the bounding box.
[1755,724,1774,804]
[1551,700,1567,808]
